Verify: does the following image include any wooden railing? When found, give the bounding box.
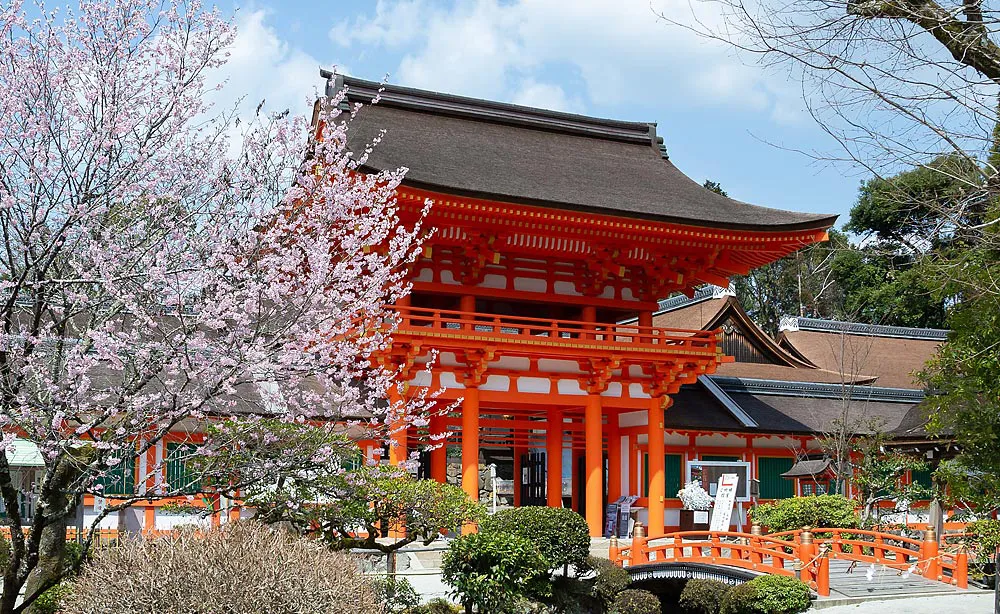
[611,526,970,597]
[391,305,723,356]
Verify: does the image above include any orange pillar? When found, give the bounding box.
[461,387,480,502]
[429,413,448,483]
[638,311,653,328]
[607,411,621,502]
[546,407,563,508]
[647,396,665,537]
[585,394,603,537]
[388,386,407,466]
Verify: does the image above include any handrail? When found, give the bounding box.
[390,305,721,351]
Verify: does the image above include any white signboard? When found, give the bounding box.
[709,473,739,532]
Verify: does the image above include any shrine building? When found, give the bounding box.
[334,74,838,537]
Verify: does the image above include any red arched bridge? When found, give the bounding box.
[609,527,969,598]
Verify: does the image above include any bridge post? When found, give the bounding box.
[815,544,831,597]
[953,542,968,589]
[797,527,817,587]
[630,523,648,566]
[921,528,940,581]
[609,535,620,565]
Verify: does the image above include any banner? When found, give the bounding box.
[709,473,739,532]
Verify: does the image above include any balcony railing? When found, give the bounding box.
[390,305,722,359]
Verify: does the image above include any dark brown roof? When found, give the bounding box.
[777,327,941,390]
[781,459,833,478]
[713,362,876,385]
[335,75,837,232]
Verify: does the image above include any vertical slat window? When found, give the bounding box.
[94,455,135,496]
[643,453,683,499]
[911,467,934,489]
[758,457,795,499]
[165,443,201,494]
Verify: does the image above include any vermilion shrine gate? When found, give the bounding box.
[336,74,837,537]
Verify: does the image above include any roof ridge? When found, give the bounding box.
[656,285,732,314]
[710,375,926,402]
[778,315,949,341]
[331,73,657,145]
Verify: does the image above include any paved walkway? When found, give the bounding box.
[821,559,965,600]
[815,592,992,613]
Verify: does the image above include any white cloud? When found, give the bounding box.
[326,0,801,120]
[210,10,330,121]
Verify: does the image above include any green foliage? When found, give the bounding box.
[373,576,420,612]
[546,575,603,614]
[719,576,810,614]
[254,464,484,553]
[967,519,1000,558]
[407,599,462,614]
[30,583,71,614]
[679,579,731,614]
[703,180,728,197]
[590,556,631,607]
[749,494,859,532]
[482,506,590,572]
[441,531,550,614]
[610,589,661,614]
[850,438,934,522]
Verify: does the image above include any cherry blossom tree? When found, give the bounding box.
[0,1,431,610]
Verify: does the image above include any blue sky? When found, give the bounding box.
[215,0,865,225]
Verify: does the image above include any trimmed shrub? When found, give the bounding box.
[590,556,631,607]
[482,506,590,571]
[441,531,550,614]
[749,495,859,533]
[610,588,661,614]
[408,598,462,614]
[679,579,731,614]
[60,522,378,614]
[719,576,811,614]
[373,575,420,612]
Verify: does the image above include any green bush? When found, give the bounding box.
[441,531,550,614]
[373,575,420,612]
[407,598,462,614]
[719,576,811,614]
[590,556,631,607]
[679,579,731,614]
[968,519,1000,557]
[749,495,859,533]
[482,506,590,571]
[610,589,661,614]
[30,583,72,614]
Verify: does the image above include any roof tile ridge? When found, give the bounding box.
[779,314,949,341]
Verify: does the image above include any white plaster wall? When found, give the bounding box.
[413,267,434,283]
[619,411,646,427]
[491,356,530,371]
[695,433,746,449]
[752,435,798,449]
[513,277,546,293]
[440,270,459,285]
[601,382,623,398]
[556,379,586,395]
[82,506,119,529]
[553,281,582,296]
[628,383,650,399]
[537,359,582,373]
[408,371,432,387]
[481,274,507,289]
[517,377,551,394]
[481,375,510,392]
[439,372,465,389]
[154,509,211,530]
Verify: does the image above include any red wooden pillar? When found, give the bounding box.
[647,396,666,537]
[387,385,407,467]
[546,407,563,508]
[585,394,603,537]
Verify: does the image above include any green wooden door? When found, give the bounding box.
[643,454,683,498]
[758,457,795,499]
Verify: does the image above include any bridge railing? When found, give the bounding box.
[761,527,968,589]
[610,525,971,596]
[610,528,830,596]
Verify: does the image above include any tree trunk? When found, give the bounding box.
[22,512,67,614]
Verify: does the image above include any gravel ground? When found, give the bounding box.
[816,592,994,613]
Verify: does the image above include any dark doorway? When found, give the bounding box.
[520,452,546,506]
[576,453,608,515]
